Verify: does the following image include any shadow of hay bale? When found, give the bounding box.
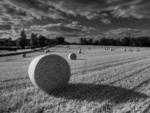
[50,83,148,104]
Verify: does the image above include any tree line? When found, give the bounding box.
[0,29,67,49]
[79,36,150,47]
[1,29,150,49]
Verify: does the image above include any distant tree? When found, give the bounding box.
[121,37,131,46]
[79,38,87,45]
[55,37,65,44]
[93,40,100,45]
[87,38,93,45]
[100,37,108,45]
[30,33,37,46]
[37,35,46,47]
[115,38,121,46]
[16,29,27,49]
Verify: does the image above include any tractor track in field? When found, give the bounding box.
[0,76,29,83]
[74,54,150,72]
[133,78,150,91]
[109,78,150,108]
[72,52,150,70]
[0,82,31,91]
[72,57,149,84]
[72,55,150,75]
[108,65,150,85]
[104,71,150,107]
[90,63,150,85]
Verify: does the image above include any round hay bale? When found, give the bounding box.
[22,53,26,58]
[45,50,50,53]
[68,53,77,60]
[28,54,71,94]
[78,50,81,54]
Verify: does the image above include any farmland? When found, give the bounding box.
[1,45,150,113]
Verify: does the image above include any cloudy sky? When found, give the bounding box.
[0,0,150,42]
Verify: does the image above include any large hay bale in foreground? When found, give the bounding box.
[28,54,71,94]
[68,53,77,60]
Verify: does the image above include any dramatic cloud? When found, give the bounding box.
[1,0,150,25]
[0,25,11,30]
[30,22,97,38]
[38,0,150,20]
[103,28,150,38]
[0,0,150,41]
[5,0,66,20]
[112,0,150,19]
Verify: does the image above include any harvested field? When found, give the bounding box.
[1,45,150,113]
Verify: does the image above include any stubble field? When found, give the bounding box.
[1,45,150,113]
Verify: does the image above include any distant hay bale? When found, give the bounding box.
[45,50,50,53]
[78,49,82,54]
[111,48,115,51]
[22,53,26,58]
[68,53,77,60]
[28,54,71,94]
[137,49,140,51]
[105,48,108,50]
[129,48,133,52]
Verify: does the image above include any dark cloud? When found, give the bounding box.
[38,0,150,20]
[42,23,95,33]
[0,24,11,30]
[103,28,150,38]
[30,22,97,38]
[5,0,66,20]
[1,0,149,25]
[111,0,150,19]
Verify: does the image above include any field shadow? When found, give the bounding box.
[51,83,148,104]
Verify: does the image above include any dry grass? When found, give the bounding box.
[0,45,150,113]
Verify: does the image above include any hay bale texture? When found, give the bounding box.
[28,54,71,94]
[68,53,77,60]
